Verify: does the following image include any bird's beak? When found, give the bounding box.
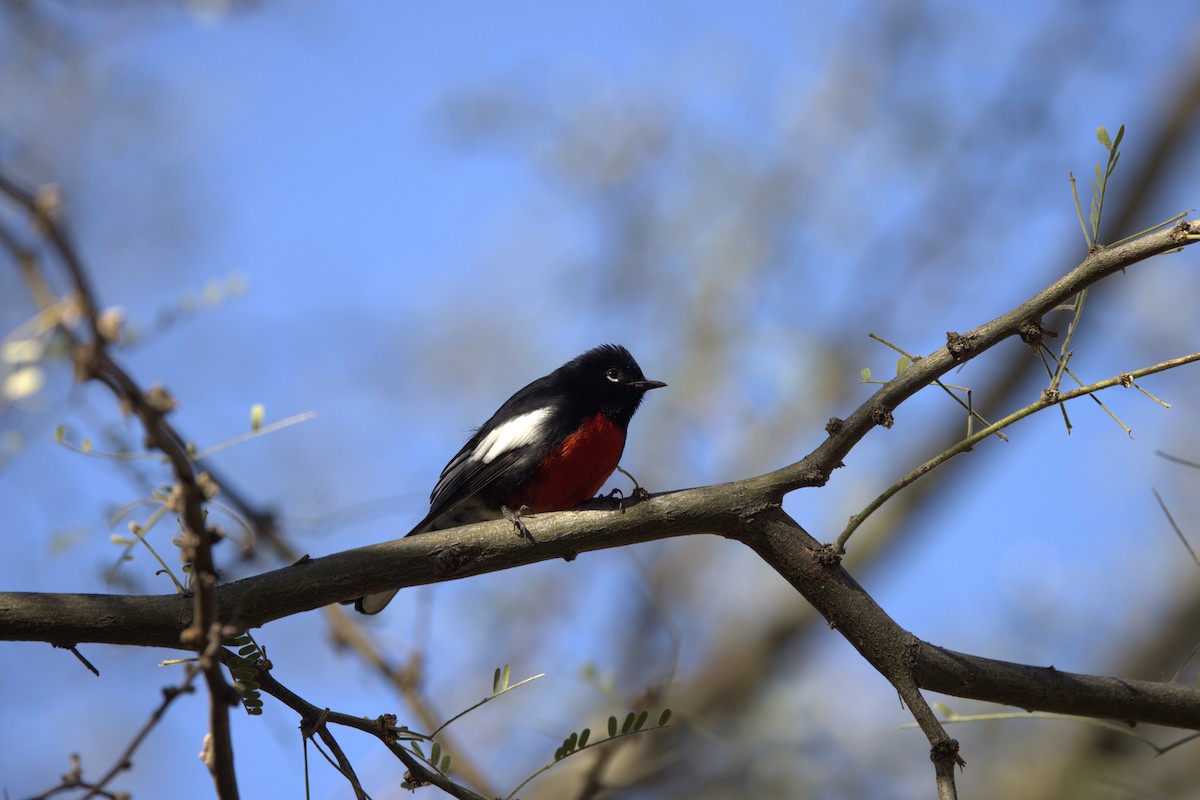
[629,379,667,391]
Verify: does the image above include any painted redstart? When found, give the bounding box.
[353,344,665,614]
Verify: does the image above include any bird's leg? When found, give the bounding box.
[615,465,650,502]
[502,504,533,540]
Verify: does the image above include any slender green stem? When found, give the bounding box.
[836,351,1200,551]
[192,411,316,459]
[503,724,669,800]
[430,673,544,738]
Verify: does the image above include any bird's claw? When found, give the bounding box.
[502,504,533,540]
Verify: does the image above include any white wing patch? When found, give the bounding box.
[472,407,553,464]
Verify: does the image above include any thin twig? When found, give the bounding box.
[836,352,1200,551]
[1152,488,1200,571]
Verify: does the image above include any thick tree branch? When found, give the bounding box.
[5,499,1200,733]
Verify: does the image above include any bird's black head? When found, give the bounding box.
[563,344,666,427]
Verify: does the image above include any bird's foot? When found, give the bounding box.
[502,504,533,540]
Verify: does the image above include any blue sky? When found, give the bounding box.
[3,2,1200,798]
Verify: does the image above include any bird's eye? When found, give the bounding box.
[605,367,621,383]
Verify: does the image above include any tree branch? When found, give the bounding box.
[5,501,1200,732]
[0,170,240,799]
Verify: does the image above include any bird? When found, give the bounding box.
[353,343,665,614]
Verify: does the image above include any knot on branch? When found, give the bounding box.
[824,417,845,435]
[196,471,221,500]
[1171,219,1198,243]
[375,713,414,743]
[813,543,843,566]
[433,542,480,577]
[945,330,978,360]
[146,383,178,414]
[300,707,331,739]
[1018,318,1056,349]
[869,404,895,429]
[930,737,966,769]
[807,468,829,486]
[902,637,922,671]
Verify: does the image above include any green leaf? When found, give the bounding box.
[860,367,871,383]
[238,644,258,656]
[578,728,591,748]
[493,667,501,694]
[895,355,911,376]
[430,742,441,766]
[621,712,636,735]
[1112,123,1125,150]
[1096,125,1112,150]
[608,716,618,738]
[502,663,511,691]
[440,754,451,773]
[658,708,672,726]
[634,710,649,732]
[410,741,425,758]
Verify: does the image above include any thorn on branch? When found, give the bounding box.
[53,643,101,676]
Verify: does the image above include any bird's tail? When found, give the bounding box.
[345,513,443,615]
[353,588,401,615]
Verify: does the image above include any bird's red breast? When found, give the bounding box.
[517,412,626,511]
